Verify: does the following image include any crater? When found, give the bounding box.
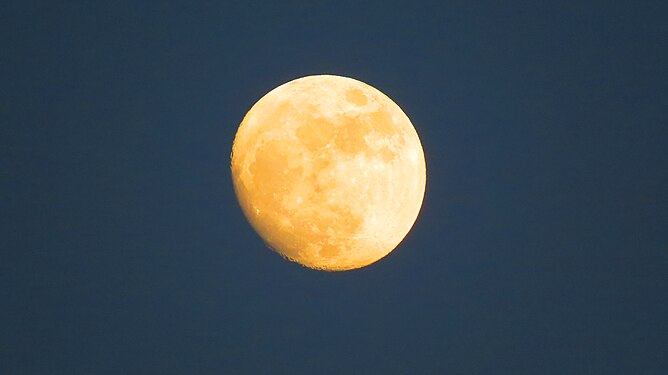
[379,147,396,161]
[345,89,368,106]
[248,139,303,197]
[295,118,336,150]
[333,115,371,155]
[365,109,396,136]
[268,101,293,123]
[319,244,341,258]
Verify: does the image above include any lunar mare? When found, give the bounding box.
[231,75,426,271]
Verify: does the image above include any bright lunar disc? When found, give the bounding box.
[231,75,426,271]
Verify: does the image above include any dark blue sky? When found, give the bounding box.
[2,1,667,374]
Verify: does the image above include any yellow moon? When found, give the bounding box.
[231,75,426,271]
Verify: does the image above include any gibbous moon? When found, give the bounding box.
[231,75,426,271]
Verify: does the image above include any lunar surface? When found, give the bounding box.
[231,75,426,271]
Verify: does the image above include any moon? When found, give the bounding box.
[231,75,426,271]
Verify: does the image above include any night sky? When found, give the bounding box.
[3,1,667,374]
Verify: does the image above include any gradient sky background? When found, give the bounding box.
[2,1,667,374]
